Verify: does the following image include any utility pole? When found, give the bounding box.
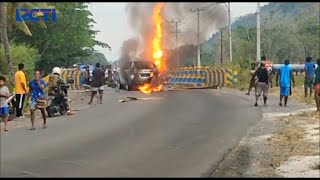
[228,2,232,63]
[166,19,181,68]
[220,29,223,64]
[256,2,261,62]
[217,2,232,63]
[190,7,206,68]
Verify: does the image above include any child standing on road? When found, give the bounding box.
[0,76,10,131]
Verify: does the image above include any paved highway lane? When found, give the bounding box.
[0,89,261,177]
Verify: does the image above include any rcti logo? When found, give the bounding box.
[16,9,56,22]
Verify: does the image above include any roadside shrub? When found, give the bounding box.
[0,43,40,83]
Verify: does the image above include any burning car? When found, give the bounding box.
[118,60,158,91]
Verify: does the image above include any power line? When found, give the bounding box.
[190,7,207,68]
[202,3,215,10]
[166,19,182,68]
[179,16,197,29]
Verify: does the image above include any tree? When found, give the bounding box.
[77,51,110,65]
[6,2,53,37]
[203,3,319,65]
[0,2,53,84]
[0,43,40,78]
[13,3,111,72]
[0,3,14,84]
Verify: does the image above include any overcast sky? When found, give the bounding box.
[88,2,269,62]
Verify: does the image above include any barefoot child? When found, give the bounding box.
[0,76,10,131]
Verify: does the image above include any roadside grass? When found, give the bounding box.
[260,110,320,177]
[265,112,319,169]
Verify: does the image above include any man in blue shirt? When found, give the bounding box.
[27,70,48,130]
[276,59,295,107]
[304,56,316,98]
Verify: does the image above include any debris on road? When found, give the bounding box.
[118,96,162,103]
[118,97,139,103]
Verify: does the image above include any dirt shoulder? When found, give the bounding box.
[209,87,319,177]
[0,90,92,131]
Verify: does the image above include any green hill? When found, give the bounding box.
[175,2,319,67]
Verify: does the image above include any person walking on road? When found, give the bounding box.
[84,65,91,85]
[261,56,273,88]
[304,57,316,98]
[0,76,10,131]
[254,62,271,106]
[15,63,28,118]
[246,62,257,96]
[88,63,105,105]
[314,58,320,111]
[276,59,295,107]
[27,70,48,130]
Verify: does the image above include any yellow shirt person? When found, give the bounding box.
[15,70,27,94]
[14,64,28,117]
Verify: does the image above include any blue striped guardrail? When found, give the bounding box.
[168,67,238,89]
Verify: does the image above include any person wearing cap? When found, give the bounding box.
[73,64,78,72]
[48,67,71,114]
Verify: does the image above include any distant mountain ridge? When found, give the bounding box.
[201,3,315,53]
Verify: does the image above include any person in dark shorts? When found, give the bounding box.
[276,59,295,107]
[15,63,28,118]
[304,56,316,98]
[254,62,270,106]
[27,70,48,130]
[0,76,10,131]
[88,63,105,104]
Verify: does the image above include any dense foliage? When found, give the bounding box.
[0,2,110,80]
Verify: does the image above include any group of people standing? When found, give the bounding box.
[247,57,320,111]
[1,62,110,132]
[0,64,48,131]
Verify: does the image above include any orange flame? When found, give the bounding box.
[152,3,165,72]
[138,3,165,94]
[138,84,163,94]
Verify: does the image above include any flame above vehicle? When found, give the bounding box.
[138,3,165,94]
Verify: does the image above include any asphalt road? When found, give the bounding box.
[0,88,261,177]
